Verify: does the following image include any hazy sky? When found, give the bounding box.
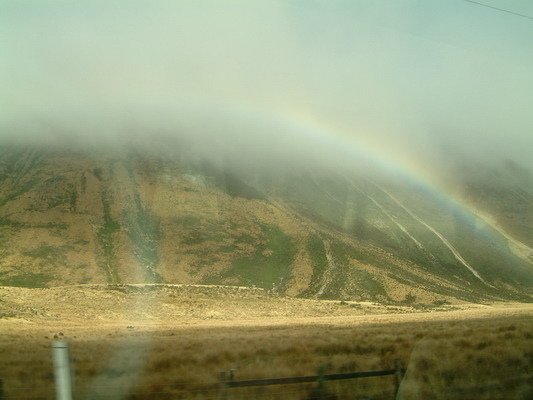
[1,0,532,171]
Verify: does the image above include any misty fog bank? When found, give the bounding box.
[1,0,532,175]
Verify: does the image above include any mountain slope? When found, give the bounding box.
[0,144,531,304]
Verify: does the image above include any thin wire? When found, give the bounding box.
[463,0,533,20]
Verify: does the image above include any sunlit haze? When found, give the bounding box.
[2,0,532,173]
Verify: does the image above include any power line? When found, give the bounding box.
[463,0,533,20]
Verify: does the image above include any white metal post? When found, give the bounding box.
[52,341,73,400]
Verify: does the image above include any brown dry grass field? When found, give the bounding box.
[0,286,532,400]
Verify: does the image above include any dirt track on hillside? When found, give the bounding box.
[1,285,531,335]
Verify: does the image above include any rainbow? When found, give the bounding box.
[202,99,533,268]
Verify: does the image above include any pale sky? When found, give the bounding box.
[1,0,532,170]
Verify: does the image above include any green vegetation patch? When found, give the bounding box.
[181,227,229,246]
[96,190,120,283]
[216,224,295,290]
[0,271,54,288]
[0,217,24,228]
[69,188,78,211]
[80,173,87,193]
[126,193,162,283]
[328,240,388,300]
[301,234,329,295]
[0,178,37,207]
[175,217,248,254]
[22,243,69,264]
[0,217,67,236]
[350,267,388,298]
[333,239,480,304]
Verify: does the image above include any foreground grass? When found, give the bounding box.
[0,313,531,400]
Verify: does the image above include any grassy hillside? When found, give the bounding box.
[0,144,531,304]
